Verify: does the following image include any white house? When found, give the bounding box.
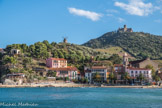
[84,66,109,83]
[126,67,152,82]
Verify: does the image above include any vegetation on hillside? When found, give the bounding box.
[1,40,122,81]
[83,32,162,59]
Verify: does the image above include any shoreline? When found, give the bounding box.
[0,83,161,88]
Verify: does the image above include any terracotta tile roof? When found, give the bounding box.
[92,60,111,63]
[91,66,107,69]
[127,67,151,71]
[49,58,67,61]
[114,64,123,67]
[48,66,78,71]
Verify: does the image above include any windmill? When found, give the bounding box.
[62,36,68,43]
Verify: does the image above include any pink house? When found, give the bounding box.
[46,58,79,80]
[46,58,67,68]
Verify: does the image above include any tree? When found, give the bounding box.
[34,42,49,59]
[108,54,122,64]
[92,72,101,83]
[122,72,130,84]
[109,72,115,84]
[23,57,32,68]
[47,71,56,77]
[3,55,17,65]
[137,73,144,84]
[145,65,155,76]
[153,75,161,82]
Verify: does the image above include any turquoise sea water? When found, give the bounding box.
[0,87,162,108]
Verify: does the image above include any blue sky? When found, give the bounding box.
[0,0,162,48]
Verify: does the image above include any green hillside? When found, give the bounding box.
[83,32,162,59]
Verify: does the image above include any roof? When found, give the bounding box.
[91,66,107,69]
[92,60,111,63]
[114,64,123,67]
[7,73,25,76]
[48,66,78,71]
[129,59,145,64]
[127,67,151,71]
[48,58,67,61]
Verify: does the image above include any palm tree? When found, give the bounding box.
[109,72,115,84]
[92,72,101,83]
[123,72,130,85]
[137,73,144,85]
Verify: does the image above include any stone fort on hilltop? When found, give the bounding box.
[117,25,133,33]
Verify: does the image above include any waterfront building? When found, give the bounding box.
[126,67,152,82]
[5,73,26,85]
[46,58,79,80]
[46,58,67,68]
[84,66,109,83]
[129,58,158,71]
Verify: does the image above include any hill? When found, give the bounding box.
[0,41,112,81]
[83,32,162,59]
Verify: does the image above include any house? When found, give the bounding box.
[114,64,125,73]
[46,58,67,68]
[46,58,79,80]
[10,49,21,55]
[117,25,133,33]
[5,73,26,85]
[47,66,79,80]
[129,58,159,71]
[126,67,152,82]
[84,66,109,83]
[114,64,125,83]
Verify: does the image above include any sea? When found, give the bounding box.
[0,87,162,108]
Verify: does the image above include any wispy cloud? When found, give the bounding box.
[107,14,114,17]
[154,19,162,23]
[106,9,119,13]
[68,7,102,21]
[114,0,156,16]
[117,17,125,23]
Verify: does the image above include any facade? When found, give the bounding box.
[126,67,152,82]
[47,66,78,80]
[117,25,133,33]
[84,66,109,83]
[10,49,21,55]
[46,58,79,80]
[6,73,26,85]
[129,58,159,71]
[46,58,67,68]
[114,64,124,73]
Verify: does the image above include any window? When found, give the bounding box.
[131,71,133,74]
[135,71,137,74]
[60,71,68,74]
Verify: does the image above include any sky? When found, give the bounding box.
[0,0,162,48]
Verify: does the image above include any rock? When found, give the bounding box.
[3,79,16,85]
